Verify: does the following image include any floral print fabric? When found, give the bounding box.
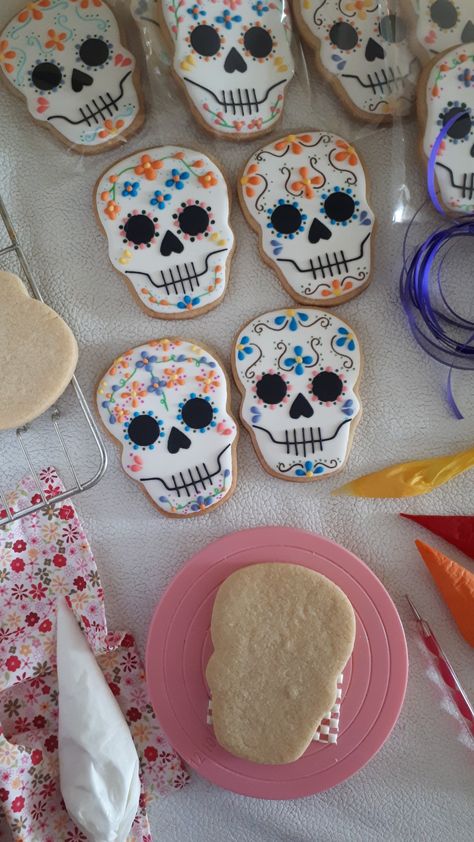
[0,469,189,841]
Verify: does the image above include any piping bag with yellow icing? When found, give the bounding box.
[333,447,474,498]
[57,598,140,842]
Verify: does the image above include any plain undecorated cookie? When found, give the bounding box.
[206,562,356,765]
[0,272,78,430]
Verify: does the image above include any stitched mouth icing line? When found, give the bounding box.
[436,163,474,201]
[342,59,418,95]
[47,71,132,126]
[140,444,231,498]
[277,233,370,279]
[184,78,286,115]
[127,248,227,296]
[252,421,350,457]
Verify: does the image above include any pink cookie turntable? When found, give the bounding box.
[146,526,408,798]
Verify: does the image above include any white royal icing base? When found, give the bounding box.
[1,0,140,148]
[410,0,474,56]
[240,131,374,305]
[233,308,361,480]
[96,146,234,316]
[423,45,474,214]
[298,0,419,117]
[161,0,294,136]
[97,339,237,516]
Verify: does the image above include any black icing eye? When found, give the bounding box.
[127,415,162,447]
[178,204,210,236]
[270,203,303,235]
[79,37,110,67]
[243,26,273,59]
[31,62,63,91]
[122,213,157,247]
[311,372,343,403]
[324,192,356,223]
[256,373,287,405]
[329,21,358,51]
[443,106,472,139]
[190,24,221,56]
[430,0,458,29]
[181,397,214,429]
[379,14,406,44]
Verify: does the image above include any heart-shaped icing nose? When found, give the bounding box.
[289,393,314,420]
[308,218,332,244]
[160,230,184,256]
[168,426,191,454]
[462,20,474,43]
[71,68,93,93]
[365,37,385,62]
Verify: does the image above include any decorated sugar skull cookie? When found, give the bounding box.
[233,308,361,481]
[96,146,234,317]
[239,131,374,306]
[159,0,294,138]
[422,45,474,214]
[97,339,238,516]
[407,0,474,59]
[0,0,142,151]
[294,0,419,121]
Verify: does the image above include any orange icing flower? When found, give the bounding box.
[164,367,186,387]
[274,133,313,155]
[0,40,16,73]
[321,279,353,298]
[174,151,185,159]
[18,1,50,23]
[134,154,163,181]
[240,163,260,197]
[199,171,218,188]
[291,166,324,199]
[104,200,121,220]
[98,118,125,138]
[120,381,147,408]
[109,355,130,376]
[334,140,359,166]
[71,0,102,8]
[113,405,129,424]
[343,0,374,20]
[196,371,220,393]
[192,159,205,168]
[44,29,67,51]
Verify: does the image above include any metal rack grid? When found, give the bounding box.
[0,193,107,527]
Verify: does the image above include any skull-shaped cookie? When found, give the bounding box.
[0,0,142,151]
[294,0,419,120]
[159,0,294,138]
[233,308,361,481]
[97,339,238,516]
[407,0,474,59]
[96,146,234,317]
[422,45,474,213]
[239,131,374,305]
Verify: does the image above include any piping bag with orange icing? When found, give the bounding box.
[415,541,474,648]
[333,447,474,498]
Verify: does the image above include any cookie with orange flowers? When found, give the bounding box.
[238,131,375,306]
[96,339,238,517]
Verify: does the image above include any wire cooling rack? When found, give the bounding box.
[0,194,107,527]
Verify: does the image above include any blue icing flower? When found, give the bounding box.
[151,190,172,209]
[165,169,190,190]
[147,376,166,396]
[187,3,206,20]
[295,461,325,477]
[177,295,201,310]
[190,495,214,511]
[237,335,253,361]
[274,311,309,332]
[284,345,313,375]
[122,181,140,198]
[335,327,356,352]
[252,1,269,16]
[458,68,474,87]
[215,8,242,28]
[136,350,158,372]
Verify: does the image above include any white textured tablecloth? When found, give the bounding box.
[0,1,473,839]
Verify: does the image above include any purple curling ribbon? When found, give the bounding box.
[400,110,474,419]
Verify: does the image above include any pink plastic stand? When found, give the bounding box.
[146,527,408,798]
